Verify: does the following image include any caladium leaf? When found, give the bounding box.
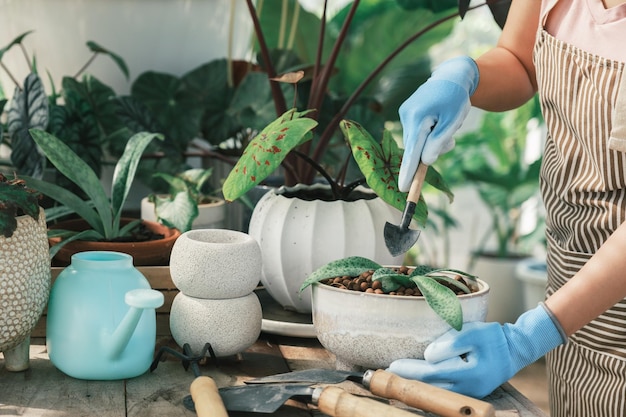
[223,108,318,202]
[342,119,429,226]
[299,256,382,292]
[412,275,463,330]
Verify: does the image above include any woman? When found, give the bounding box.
[389,1,626,416]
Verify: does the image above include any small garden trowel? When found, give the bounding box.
[218,383,418,417]
[247,368,495,417]
[384,162,429,257]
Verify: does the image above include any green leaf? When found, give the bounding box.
[342,119,429,226]
[152,191,198,233]
[299,256,382,292]
[0,178,41,238]
[48,229,104,259]
[372,268,413,292]
[111,132,163,225]
[28,129,113,235]
[222,108,318,202]
[7,73,49,177]
[23,175,103,234]
[412,275,463,330]
[0,31,33,61]
[86,41,129,80]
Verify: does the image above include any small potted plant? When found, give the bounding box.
[300,256,489,370]
[0,172,50,371]
[140,167,226,233]
[23,130,181,266]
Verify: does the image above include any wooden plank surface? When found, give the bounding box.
[2,334,547,416]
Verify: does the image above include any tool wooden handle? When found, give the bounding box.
[367,370,495,417]
[407,163,429,204]
[190,376,229,417]
[316,386,417,417]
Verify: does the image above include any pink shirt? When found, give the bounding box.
[542,0,626,62]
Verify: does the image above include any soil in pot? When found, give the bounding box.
[319,266,480,296]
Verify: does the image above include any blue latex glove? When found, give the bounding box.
[387,304,567,398]
[398,56,479,191]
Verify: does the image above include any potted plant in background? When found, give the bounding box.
[221,0,509,314]
[0,173,50,372]
[140,167,226,233]
[23,130,181,267]
[435,96,545,323]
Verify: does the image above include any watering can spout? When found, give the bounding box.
[105,289,164,360]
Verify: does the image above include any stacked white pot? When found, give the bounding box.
[168,229,262,357]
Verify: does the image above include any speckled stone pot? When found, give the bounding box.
[0,208,51,371]
[169,292,262,357]
[312,278,490,370]
[169,229,261,299]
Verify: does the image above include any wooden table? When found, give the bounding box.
[0,333,546,417]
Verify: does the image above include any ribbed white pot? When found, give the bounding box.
[0,208,50,371]
[249,184,404,313]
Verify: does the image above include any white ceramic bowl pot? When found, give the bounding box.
[169,229,261,299]
[311,279,490,370]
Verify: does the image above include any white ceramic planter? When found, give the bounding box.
[312,279,490,370]
[141,197,226,230]
[169,229,261,299]
[0,208,50,371]
[249,184,404,313]
[169,292,262,357]
[471,254,529,324]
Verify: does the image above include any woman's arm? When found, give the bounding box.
[471,0,541,111]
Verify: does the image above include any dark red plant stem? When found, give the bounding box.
[245,0,287,117]
[306,2,488,183]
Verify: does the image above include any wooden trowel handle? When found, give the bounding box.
[407,163,429,204]
[316,386,418,417]
[366,370,495,417]
[190,376,229,417]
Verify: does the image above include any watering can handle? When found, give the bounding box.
[190,376,229,417]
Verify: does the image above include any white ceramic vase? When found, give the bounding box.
[0,208,51,371]
[168,229,262,356]
[312,279,490,370]
[248,184,404,314]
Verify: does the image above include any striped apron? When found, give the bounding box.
[534,22,626,417]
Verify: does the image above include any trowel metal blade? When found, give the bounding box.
[219,384,315,413]
[246,368,364,385]
[384,221,421,257]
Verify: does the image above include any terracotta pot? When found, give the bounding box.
[49,218,181,267]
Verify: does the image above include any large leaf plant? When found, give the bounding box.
[222,0,510,226]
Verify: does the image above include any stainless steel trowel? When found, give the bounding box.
[384,162,428,257]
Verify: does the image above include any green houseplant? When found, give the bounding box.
[141,167,225,233]
[300,255,489,369]
[23,130,181,266]
[217,0,508,313]
[0,173,50,371]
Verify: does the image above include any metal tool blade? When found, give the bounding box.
[246,368,364,385]
[219,384,315,413]
[384,163,428,256]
